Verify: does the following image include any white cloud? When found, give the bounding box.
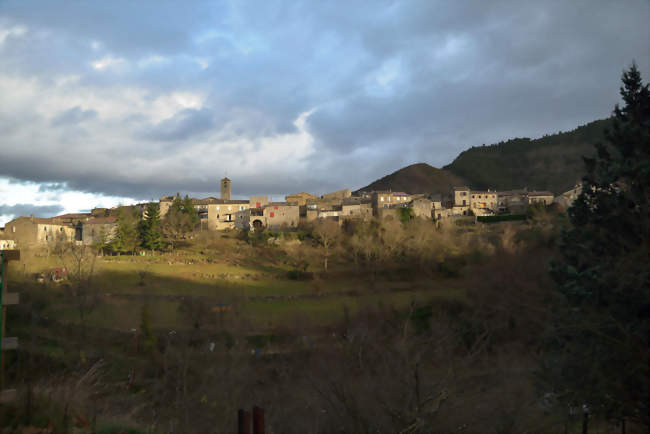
[138,55,169,68]
[194,57,209,70]
[0,23,27,46]
[91,55,126,70]
[0,178,138,226]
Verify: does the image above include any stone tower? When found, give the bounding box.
[221,177,231,200]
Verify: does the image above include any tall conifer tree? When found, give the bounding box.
[548,63,649,428]
[140,202,164,251]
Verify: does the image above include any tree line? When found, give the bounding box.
[98,194,200,254]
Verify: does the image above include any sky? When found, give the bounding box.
[0,0,649,225]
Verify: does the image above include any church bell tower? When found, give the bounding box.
[221,177,231,200]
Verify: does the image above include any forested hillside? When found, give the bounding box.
[444,118,612,194]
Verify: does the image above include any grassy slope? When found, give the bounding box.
[10,242,465,332]
[444,118,612,194]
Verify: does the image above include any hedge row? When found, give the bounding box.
[477,214,527,223]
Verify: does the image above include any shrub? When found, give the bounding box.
[287,269,314,280]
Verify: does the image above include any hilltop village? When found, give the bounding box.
[0,177,575,250]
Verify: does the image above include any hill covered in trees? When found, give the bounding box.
[358,118,611,195]
[356,163,467,194]
[443,118,612,194]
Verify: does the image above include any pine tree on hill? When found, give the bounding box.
[140,202,164,251]
[112,206,141,255]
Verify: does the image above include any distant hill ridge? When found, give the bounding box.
[358,118,611,196]
[355,163,467,195]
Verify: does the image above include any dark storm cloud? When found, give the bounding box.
[0,204,64,219]
[139,108,218,142]
[0,0,648,202]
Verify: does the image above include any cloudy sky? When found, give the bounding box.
[0,0,648,225]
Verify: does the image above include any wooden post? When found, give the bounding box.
[253,406,264,434]
[0,249,20,403]
[238,409,251,434]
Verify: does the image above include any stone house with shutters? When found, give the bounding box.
[3,216,75,248]
[249,202,300,231]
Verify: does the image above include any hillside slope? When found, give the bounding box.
[444,118,611,194]
[356,163,467,194]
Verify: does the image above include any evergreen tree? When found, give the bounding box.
[140,202,164,251]
[182,195,199,228]
[112,206,141,254]
[548,64,649,428]
[170,194,183,213]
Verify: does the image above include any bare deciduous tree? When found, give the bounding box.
[313,218,340,272]
[54,237,99,325]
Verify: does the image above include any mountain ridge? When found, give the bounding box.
[357,118,611,196]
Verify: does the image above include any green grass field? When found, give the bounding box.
[12,248,465,332]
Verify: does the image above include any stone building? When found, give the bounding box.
[341,198,373,220]
[392,192,411,204]
[0,239,16,250]
[469,189,498,215]
[286,192,318,206]
[410,198,433,219]
[554,185,581,209]
[249,202,299,230]
[249,196,270,209]
[452,186,497,215]
[528,191,554,206]
[220,177,231,200]
[497,190,527,213]
[371,191,394,212]
[3,216,75,248]
[82,216,118,245]
[206,200,250,230]
[321,188,351,201]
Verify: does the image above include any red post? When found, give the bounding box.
[238,409,251,434]
[253,406,264,434]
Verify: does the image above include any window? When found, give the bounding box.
[12,226,15,233]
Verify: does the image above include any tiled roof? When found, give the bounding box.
[55,213,91,219]
[9,216,58,224]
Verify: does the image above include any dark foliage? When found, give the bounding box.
[445,119,612,194]
[547,63,650,427]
